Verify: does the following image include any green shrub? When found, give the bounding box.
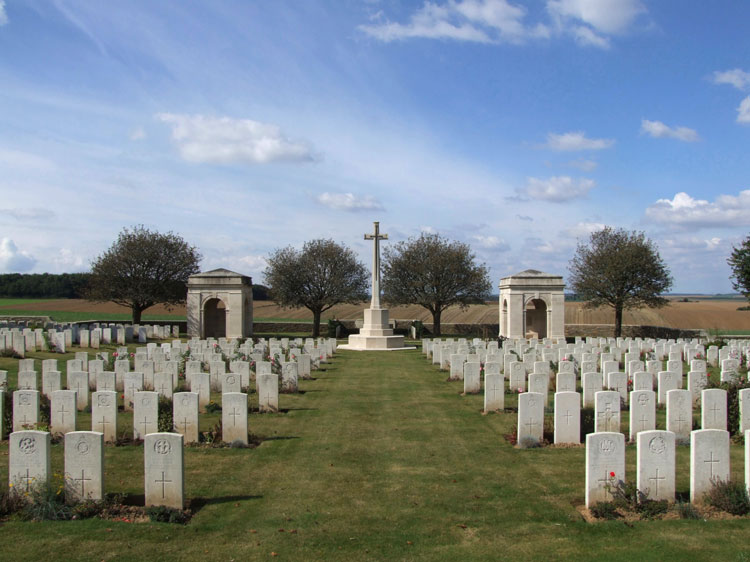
[146,505,191,524]
[157,396,173,432]
[677,500,701,520]
[590,501,619,520]
[205,400,222,413]
[704,478,750,515]
[19,479,72,521]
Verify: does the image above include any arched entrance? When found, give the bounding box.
[525,298,547,339]
[204,298,227,338]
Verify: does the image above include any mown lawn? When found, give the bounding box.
[0,348,749,561]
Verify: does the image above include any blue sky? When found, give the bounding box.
[0,0,749,294]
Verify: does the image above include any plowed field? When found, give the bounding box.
[2,298,749,331]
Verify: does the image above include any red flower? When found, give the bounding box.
[609,471,615,478]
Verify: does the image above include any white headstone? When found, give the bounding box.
[582,372,602,409]
[657,371,680,405]
[483,373,504,412]
[690,429,730,503]
[51,390,77,436]
[222,392,248,444]
[133,391,159,440]
[172,392,199,444]
[554,391,580,444]
[517,392,544,446]
[629,390,656,441]
[701,388,727,431]
[67,371,89,410]
[595,391,621,433]
[585,432,625,507]
[64,431,104,502]
[9,430,50,492]
[221,372,242,394]
[144,433,184,509]
[13,390,39,431]
[636,430,675,501]
[91,391,117,443]
[257,373,279,413]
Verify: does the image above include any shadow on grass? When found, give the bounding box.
[262,435,301,441]
[189,495,263,513]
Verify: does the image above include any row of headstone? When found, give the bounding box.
[8,430,183,509]
[585,429,743,508]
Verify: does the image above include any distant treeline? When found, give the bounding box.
[0,273,92,298]
[0,273,271,301]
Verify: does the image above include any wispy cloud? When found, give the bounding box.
[156,113,315,165]
[472,235,510,251]
[522,176,595,202]
[567,158,597,171]
[548,0,646,48]
[359,0,550,44]
[0,1,8,26]
[712,68,750,91]
[542,131,615,151]
[640,119,699,142]
[316,192,384,212]
[738,96,750,125]
[0,208,56,221]
[645,191,750,229]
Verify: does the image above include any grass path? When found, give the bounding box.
[2,349,750,560]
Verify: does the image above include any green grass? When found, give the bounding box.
[0,309,184,322]
[1,350,750,560]
[0,298,61,306]
[718,330,750,336]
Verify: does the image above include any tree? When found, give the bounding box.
[728,236,750,301]
[264,239,369,337]
[568,227,673,337]
[86,226,201,323]
[380,232,492,336]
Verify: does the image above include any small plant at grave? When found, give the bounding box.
[201,421,223,445]
[18,476,72,521]
[704,478,750,516]
[676,500,702,520]
[590,501,620,520]
[517,436,541,449]
[0,348,21,359]
[71,499,105,520]
[39,394,51,426]
[145,505,192,524]
[3,391,13,435]
[205,400,222,414]
[704,379,750,438]
[0,485,28,518]
[157,396,174,432]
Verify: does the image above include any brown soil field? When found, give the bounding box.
[5,298,749,331]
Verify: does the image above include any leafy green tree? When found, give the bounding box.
[264,239,369,337]
[728,236,750,301]
[86,226,201,323]
[568,227,672,337]
[380,233,491,336]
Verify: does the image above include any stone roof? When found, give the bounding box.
[191,268,247,278]
[507,269,561,279]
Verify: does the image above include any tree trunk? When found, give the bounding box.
[614,305,623,337]
[132,304,143,324]
[432,309,442,336]
[312,309,321,338]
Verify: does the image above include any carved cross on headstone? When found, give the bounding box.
[704,451,720,478]
[364,221,388,309]
[155,471,172,499]
[648,467,665,497]
[57,402,69,423]
[73,469,91,497]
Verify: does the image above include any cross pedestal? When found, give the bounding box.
[341,222,413,351]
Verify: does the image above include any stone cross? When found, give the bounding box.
[364,221,388,309]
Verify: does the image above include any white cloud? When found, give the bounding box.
[567,158,597,171]
[0,148,56,170]
[640,119,699,142]
[516,214,533,221]
[661,236,723,252]
[130,127,146,141]
[570,25,609,49]
[316,192,384,212]
[472,235,510,251]
[543,131,615,151]
[0,238,37,273]
[737,96,750,125]
[645,191,750,229]
[562,221,607,238]
[420,225,437,234]
[0,208,56,221]
[0,1,8,26]
[359,0,549,44]
[523,176,595,202]
[156,113,315,165]
[712,69,750,91]
[52,248,86,272]
[547,0,646,34]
